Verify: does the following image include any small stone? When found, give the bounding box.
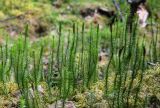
[136,4,149,28]
[48,100,76,108]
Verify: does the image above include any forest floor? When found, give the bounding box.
[0,0,160,108]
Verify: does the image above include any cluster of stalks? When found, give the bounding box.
[0,19,159,107]
[105,19,159,107]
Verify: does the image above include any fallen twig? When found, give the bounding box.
[112,0,125,22]
[0,11,34,23]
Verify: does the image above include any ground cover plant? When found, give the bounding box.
[0,0,160,108]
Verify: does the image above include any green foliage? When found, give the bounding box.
[0,0,159,107]
[0,1,159,106]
